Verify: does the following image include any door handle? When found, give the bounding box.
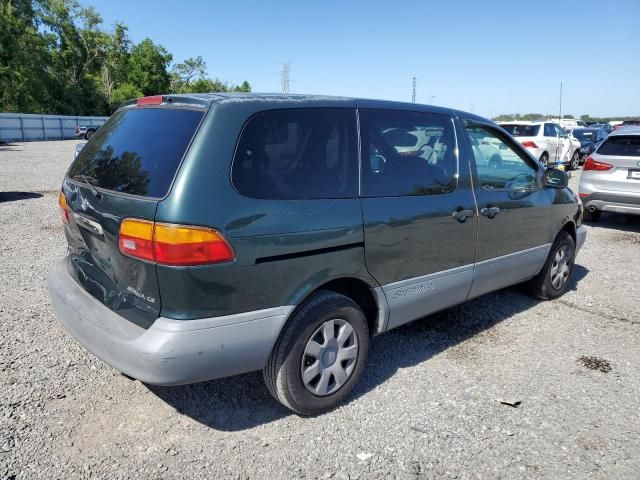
[451,209,475,222]
[480,206,501,218]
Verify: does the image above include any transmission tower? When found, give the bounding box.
[411,76,416,103]
[281,63,291,94]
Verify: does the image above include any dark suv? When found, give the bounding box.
[48,94,586,415]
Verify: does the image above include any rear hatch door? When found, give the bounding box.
[61,104,206,328]
[592,135,640,193]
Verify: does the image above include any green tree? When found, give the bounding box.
[127,38,172,96]
[171,55,206,91]
[100,22,131,108]
[110,82,142,109]
[0,0,252,115]
[233,80,251,92]
[0,0,52,112]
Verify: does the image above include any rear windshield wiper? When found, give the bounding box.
[73,174,102,199]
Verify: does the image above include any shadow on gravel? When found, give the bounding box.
[149,265,589,432]
[0,142,20,151]
[585,212,640,233]
[0,191,44,203]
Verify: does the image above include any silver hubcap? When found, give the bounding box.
[550,245,572,289]
[301,319,358,396]
[572,153,579,169]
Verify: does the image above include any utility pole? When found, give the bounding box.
[429,95,435,105]
[559,82,563,120]
[411,76,416,103]
[281,62,291,94]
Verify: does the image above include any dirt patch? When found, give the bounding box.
[577,355,612,373]
[41,224,63,233]
[611,232,640,245]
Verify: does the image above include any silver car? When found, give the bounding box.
[579,127,640,221]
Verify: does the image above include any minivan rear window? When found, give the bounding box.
[232,108,358,199]
[500,124,540,137]
[597,136,640,157]
[68,108,204,198]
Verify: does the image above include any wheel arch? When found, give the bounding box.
[558,220,577,244]
[286,276,387,338]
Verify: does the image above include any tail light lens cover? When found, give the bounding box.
[58,192,70,224]
[583,156,613,171]
[521,140,539,148]
[119,218,155,262]
[136,95,164,106]
[118,219,234,266]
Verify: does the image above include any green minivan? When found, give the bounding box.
[48,93,586,415]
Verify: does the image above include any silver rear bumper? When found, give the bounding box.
[48,257,292,385]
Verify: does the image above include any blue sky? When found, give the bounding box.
[82,0,640,118]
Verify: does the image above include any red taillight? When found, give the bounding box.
[118,219,234,266]
[136,95,164,106]
[58,192,70,224]
[578,193,589,198]
[583,156,613,171]
[521,140,538,148]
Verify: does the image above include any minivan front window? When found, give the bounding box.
[68,108,204,198]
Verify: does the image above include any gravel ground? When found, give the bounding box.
[1,140,639,480]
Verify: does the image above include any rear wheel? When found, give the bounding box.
[583,208,601,222]
[264,291,369,416]
[85,130,94,140]
[539,152,549,166]
[570,151,580,170]
[529,231,575,300]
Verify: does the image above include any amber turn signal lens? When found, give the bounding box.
[117,219,234,266]
[58,192,70,224]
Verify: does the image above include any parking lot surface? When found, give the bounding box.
[1,140,639,480]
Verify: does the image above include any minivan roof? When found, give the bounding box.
[121,92,488,123]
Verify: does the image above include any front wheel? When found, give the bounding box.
[264,291,369,416]
[539,152,549,166]
[570,151,580,170]
[529,231,575,300]
[84,130,94,140]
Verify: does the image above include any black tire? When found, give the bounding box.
[583,208,601,222]
[529,231,575,300]
[540,152,549,166]
[570,151,580,170]
[84,130,94,140]
[264,291,369,416]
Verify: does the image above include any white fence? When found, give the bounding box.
[0,113,108,142]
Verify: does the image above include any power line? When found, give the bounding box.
[281,62,291,94]
[411,76,416,103]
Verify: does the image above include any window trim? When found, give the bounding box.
[464,120,541,193]
[358,108,460,198]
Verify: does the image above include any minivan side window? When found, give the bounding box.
[360,109,457,197]
[232,108,358,200]
[466,124,538,191]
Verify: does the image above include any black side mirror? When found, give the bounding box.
[543,168,568,189]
